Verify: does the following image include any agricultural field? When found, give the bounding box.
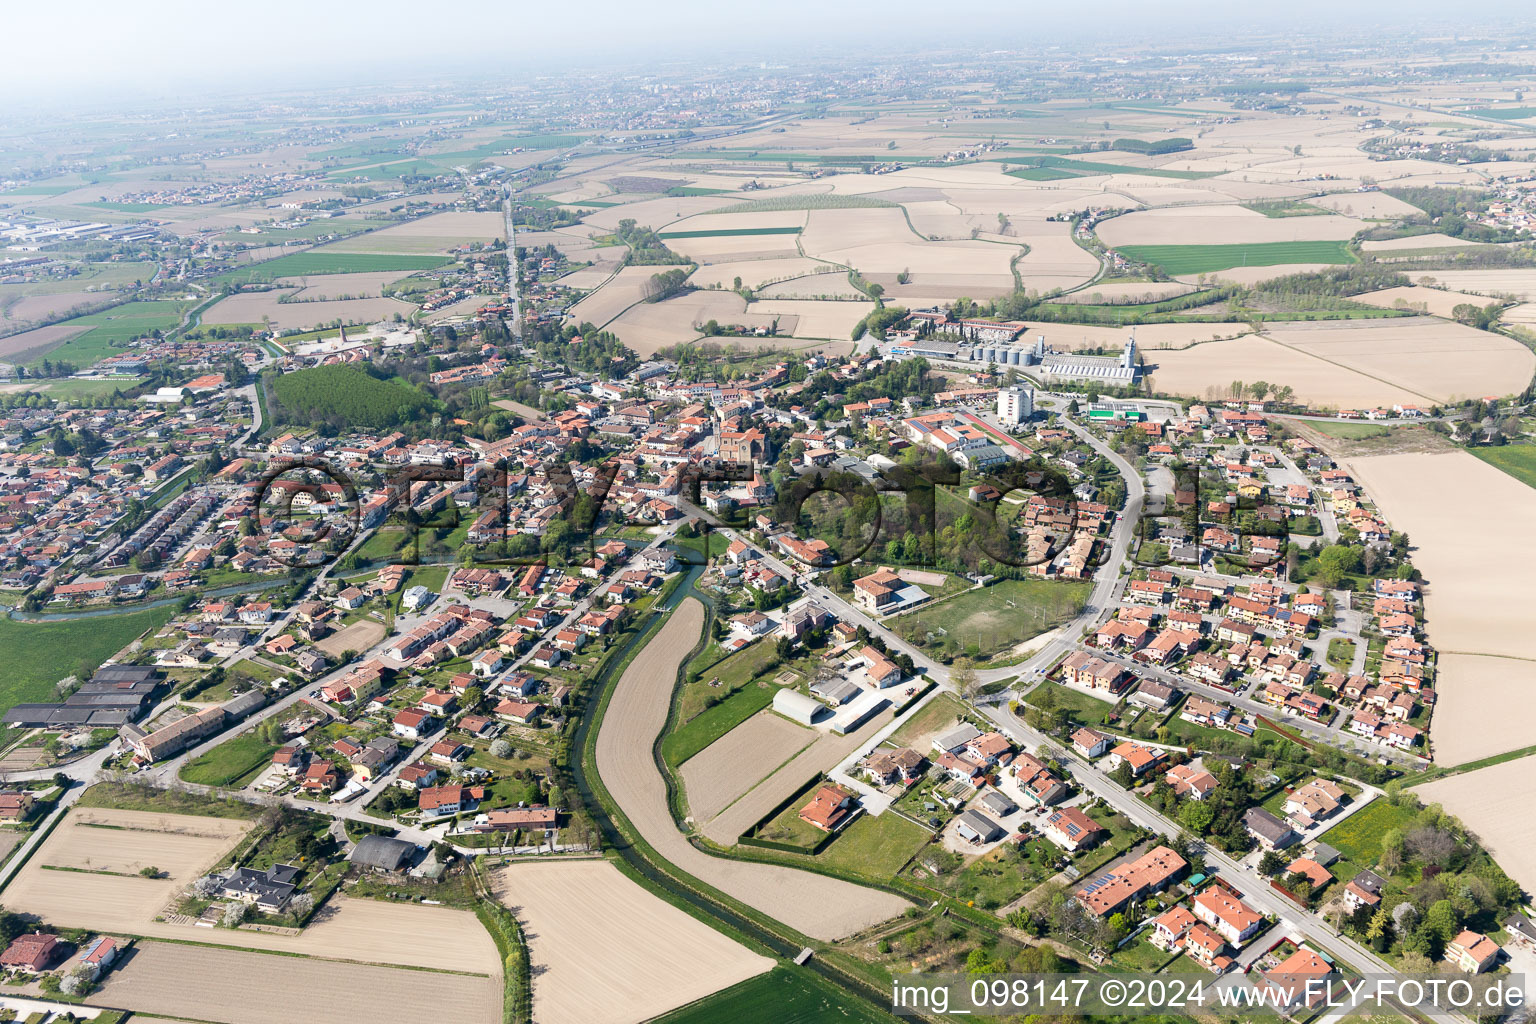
[1347,451,1536,765]
[1418,757,1536,902]
[0,605,176,717]
[96,940,498,1024]
[594,599,909,940]
[1113,240,1354,275]
[323,211,504,254]
[1147,333,1430,410]
[1359,233,1486,252]
[0,324,91,362]
[213,251,450,286]
[677,710,814,819]
[7,805,495,971]
[747,297,872,340]
[1418,268,1536,300]
[567,264,692,329]
[202,290,417,331]
[1469,444,1536,491]
[490,860,771,1024]
[1261,317,1533,406]
[10,300,189,368]
[1352,285,1496,318]
[1098,207,1361,249]
[898,579,1089,662]
[653,965,899,1024]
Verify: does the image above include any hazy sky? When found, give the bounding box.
[5,0,1527,109]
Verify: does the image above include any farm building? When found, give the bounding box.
[772,689,823,726]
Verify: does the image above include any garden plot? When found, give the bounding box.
[1347,451,1536,765]
[96,941,498,1024]
[491,860,770,1024]
[1263,317,1533,405]
[678,711,815,822]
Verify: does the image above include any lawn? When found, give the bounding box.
[1316,799,1420,865]
[900,579,1089,662]
[1115,241,1355,275]
[662,681,781,768]
[751,797,829,851]
[20,300,189,368]
[1470,445,1536,492]
[653,965,899,1024]
[908,840,1054,912]
[813,809,931,878]
[1326,638,1356,672]
[178,730,280,787]
[213,251,450,285]
[0,606,175,716]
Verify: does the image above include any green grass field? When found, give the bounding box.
[904,579,1089,661]
[0,606,176,715]
[1302,420,1393,439]
[21,300,189,368]
[814,811,931,878]
[35,377,145,401]
[658,226,804,239]
[654,966,898,1024]
[1006,166,1081,181]
[664,682,786,768]
[178,730,279,787]
[1467,107,1536,120]
[83,201,168,213]
[1470,445,1536,492]
[1115,241,1354,275]
[1007,156,1217,180]
[1316,799,1420,865]
[213,251,450,286]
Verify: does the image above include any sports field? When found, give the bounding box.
[214,251,450,285]
[902,579,1089,660]
[653,965,899,1024]
[0,605,176,716]
[1115,241,1354,275]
